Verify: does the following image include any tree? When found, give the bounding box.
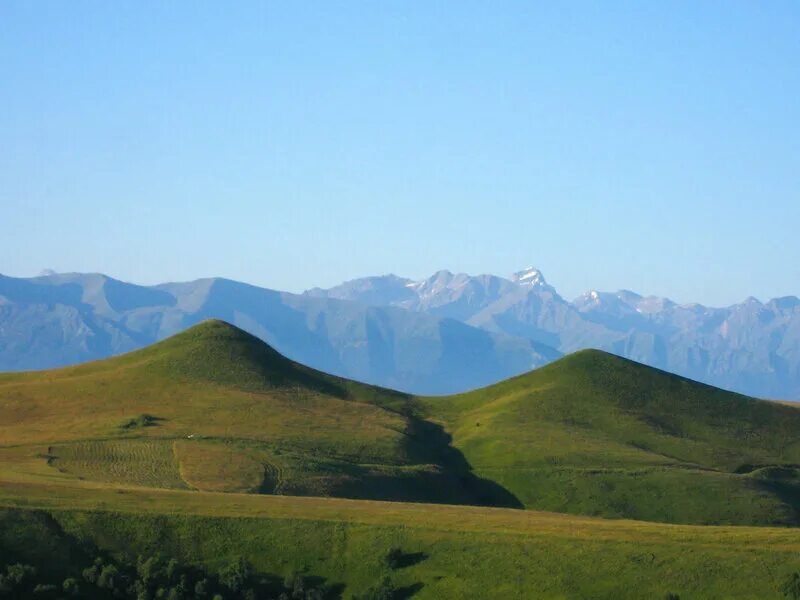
[166,559,180,582]
[82,558,104,585]
[219,557,251,593]
[194,578,209,598]
[97,564,120,590]
[167,586,184,600]
[785,572,800,600]
[355,576,394,600]
[138,555,164,586]
[5,563,36,585]
[62,577,80,596]
[283,572,307,599]
[385,547,403,570]
[305,588,325,600]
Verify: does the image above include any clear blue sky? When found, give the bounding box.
[1,2,798,306]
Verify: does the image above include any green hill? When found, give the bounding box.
[5,320,800,597]
[423,349,800,524]
[3,320,800,525]
[0,319,514,507]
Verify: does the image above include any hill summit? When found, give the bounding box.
[129,319,347,396]
[422,347,800,524]
[0,320,517,506]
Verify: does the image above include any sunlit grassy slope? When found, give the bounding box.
[422,350,800,524]
[0,320,512,507]
[2,480,800,599]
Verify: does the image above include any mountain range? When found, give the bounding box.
[1,267,799,399]
[0,271,556,394]
[309,267,800,400]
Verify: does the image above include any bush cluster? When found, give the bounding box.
[0,555,336,600]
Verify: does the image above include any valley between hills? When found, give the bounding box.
[2,320,800,599]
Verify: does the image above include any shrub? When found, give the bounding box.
[385,547,403,570]
[33,583,58,594]
[121,414,160,430]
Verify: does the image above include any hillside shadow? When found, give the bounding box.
[394,582,424,599]
[393,551,428,569]
[752,478,800,525]
[403,414,523,509]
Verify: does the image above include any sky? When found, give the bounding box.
[1,2,799,306]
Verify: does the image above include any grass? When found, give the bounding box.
[421,349,800,524]
[174,439,266,493]
[3,321,800,596]
[0,321,506,507]
[49,439,188,489]
[1,480,800,599]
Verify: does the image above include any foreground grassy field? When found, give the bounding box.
[4,320,800,597]
[1,478,800,599]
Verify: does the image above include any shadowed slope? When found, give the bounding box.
[423,349,800,525]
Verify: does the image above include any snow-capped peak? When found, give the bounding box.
[512,267,547,287]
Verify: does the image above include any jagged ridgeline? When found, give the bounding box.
[2,319,800,525]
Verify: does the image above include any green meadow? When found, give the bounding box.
[2,320,800,598]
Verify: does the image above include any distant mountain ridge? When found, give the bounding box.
[0,272,557,394]
[307,267,800,400]
[1,267,799,399]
